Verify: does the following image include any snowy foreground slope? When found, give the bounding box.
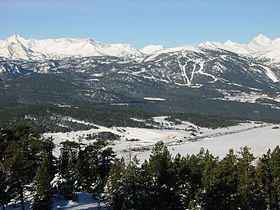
[5,192,106,210]
[44,117,280,161]
[52,193,105,210]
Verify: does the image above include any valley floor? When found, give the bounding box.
[135,123,280,161]
[44,116,280,161]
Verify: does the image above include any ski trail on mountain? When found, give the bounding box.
[189,64,196,85]
[183,51,197,87]
[178,51,218,87]
[178,54,189,86]
[197,61,218,83]
[259,65,279,82]
[178,51,196,87]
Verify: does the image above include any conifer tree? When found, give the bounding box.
[201,149,239,210]
[83,140,116,192]
[57,141,79,200]
[72,154,92,190]
[144,141,181,210]
[7,125,42,210]
[104,158,125,209]
[105,155,151,210]
[257,146,280,209]
[0,169,10,210]
[236,147,265,210]
[32,156,52,210]
[270,146,280,209]
[173,154,192,207]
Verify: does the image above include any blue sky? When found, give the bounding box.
[0,0,279,48]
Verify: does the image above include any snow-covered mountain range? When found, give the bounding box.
[1,34,280,62]
[0,35,142,60]
[0,34,280,114]
[199,34,280,63]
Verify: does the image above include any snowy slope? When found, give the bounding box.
[44,116,280,162]
[2,34,280,62]
[141,34,280,63]
[199,34,280,62]
[0,35,142,60]
[52,192,106,210]
[140,45,165,54]
[5,192,106,210]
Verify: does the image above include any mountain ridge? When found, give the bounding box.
[0,37,280,128]
[1,34,280,62]
[0,35,142,60]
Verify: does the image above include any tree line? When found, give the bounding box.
[1,125,280,209]
[0,125,115,209]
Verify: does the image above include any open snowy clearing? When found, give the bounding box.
[44,116,280,161]
[135,124,280,161]
[5,192,105,210]
[52,192,105,210]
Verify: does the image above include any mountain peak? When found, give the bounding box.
[140,45,165,54]
[198,41,222,48]
[250,34,271,45]
[224,40,238,46]
[6,34,25,43]
[0,35,142,59]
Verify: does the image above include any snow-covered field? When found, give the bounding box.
[44,116,280,161]
[136,124,280,161]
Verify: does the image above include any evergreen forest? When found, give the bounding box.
[1,125,280,210]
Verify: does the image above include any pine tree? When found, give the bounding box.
[99,147,116,184]
[80,140,116,192]
[57,141,79,200]
[144,141,181,210]
[32,156,52,210]
[201,149,239,210]
[59,141,80,176]
[270,146,280,209]
[104,158,125,209]
[236,147,265,210]
[173,154,192,208]
[0,131,10,209]
[6,125,42,210]
[257,146,280,209]
[201,150,217,189]
[105,155,151,210]
[0,169,10,210]
[72,155,92,191]
[41,137,56,180]
[0,126,55,210]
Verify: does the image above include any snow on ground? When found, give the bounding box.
[5,117,278,210]
[53,192,105,210]
[135,124,280,161]
[143,97,166,101]
[140,45,165,54]
[43,116,280,162]
[4,192,105,210]
[222,93,267,103]
[259,65,279,82]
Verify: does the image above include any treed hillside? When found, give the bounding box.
[1,46,280,133]
[1,125,280,209]
[0,101,280,133]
